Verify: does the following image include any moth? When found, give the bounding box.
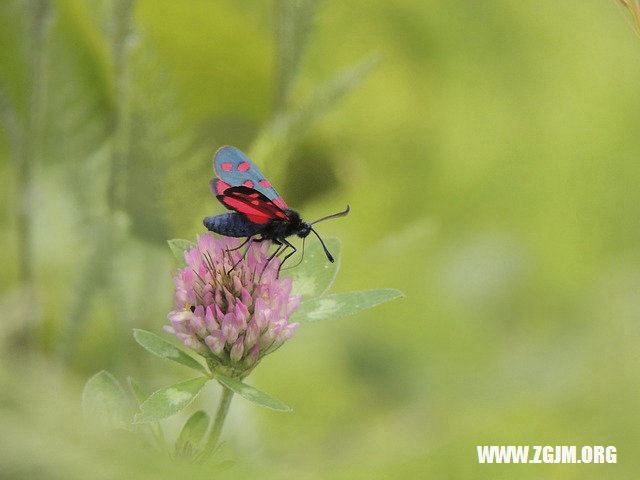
[203,146,349,273]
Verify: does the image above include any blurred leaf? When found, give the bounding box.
[167,239,195,267]
[45,2,112,166]
[287,237,341,300]
[82,370,131,430]
[123,28,215,242]
[250,53,380,181]
[294,289,404,322]
[128,376,170,453]
[175,410,209,457]
[127,376,147,405]
[124,67,198,242]
[134,377,209,423]
[133,328,208,374]
[215,374,291,412]
[273,0,319,110]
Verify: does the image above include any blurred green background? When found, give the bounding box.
[1,0,639,478]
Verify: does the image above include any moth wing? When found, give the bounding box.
[212,146,288,209]
[217,186,290,225]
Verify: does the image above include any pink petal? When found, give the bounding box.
[230,336,245,362]
[205,330,225,355]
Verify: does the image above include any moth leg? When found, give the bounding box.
[226,236,252,252]
[277,238,297,277]
[226,235,276,274]
[280,236,306,272]
[227,237,254,274]
[258,242,285,282]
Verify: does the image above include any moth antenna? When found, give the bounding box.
[309,205,350,225]
[310,227,334,263]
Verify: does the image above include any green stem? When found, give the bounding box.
[59,0,134,361]
[203,385,234,455]
[21,0,51,278]
[272,0,317,113]
[108,0,135,210]
[13,0,52,350]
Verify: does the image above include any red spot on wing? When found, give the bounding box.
[274,197,288,209]
[219,188,290,224]
[259,179,271,189]
[222,197,272,223]
[243,180,254,188]
[221,163,232,171]
[238,162,250,172]
[216,180,231,195]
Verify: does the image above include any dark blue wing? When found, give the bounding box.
[212,146,288,209]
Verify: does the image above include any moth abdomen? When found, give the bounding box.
[203,213,263,238]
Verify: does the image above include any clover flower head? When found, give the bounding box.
[165,234,300,377]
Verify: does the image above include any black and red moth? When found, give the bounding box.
[203,146,350,271]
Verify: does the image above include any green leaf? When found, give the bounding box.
[287,238,341,300]
[215,374,291,412]
[82,370,131,430]
[175,410,210,457]
[294,289,404,322]
[167,239,195,267]
[134,377,209,423]
[133,329,208,374]
[127,376,147,406]
[127,376,168,450]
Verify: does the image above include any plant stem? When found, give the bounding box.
[13,0,52,350]
[108,0,135,210]
[21,0,51,271]
[203,385,234,455]
[272,0,317,113]
[59,0,134,361]
[19,0,50,278]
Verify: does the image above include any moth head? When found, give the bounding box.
[296,220,312,238]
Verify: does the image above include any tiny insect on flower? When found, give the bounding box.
[203,146,350,275]
[165,233,300,378]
